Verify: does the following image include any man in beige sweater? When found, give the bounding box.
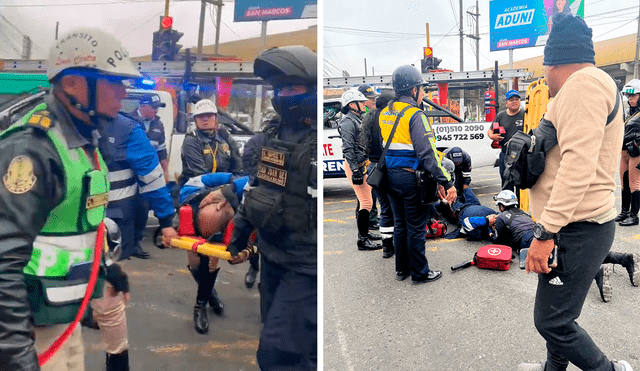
[518,13,633,371]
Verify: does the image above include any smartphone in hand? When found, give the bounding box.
[548,246,558,268]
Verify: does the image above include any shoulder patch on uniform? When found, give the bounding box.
[3,155,37,194]
[26,110,53,131]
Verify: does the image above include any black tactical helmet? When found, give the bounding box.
[254,46,317,124]
[392,65,428,94]
[254,45,317,85]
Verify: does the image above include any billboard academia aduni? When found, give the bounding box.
[490,0,584,51]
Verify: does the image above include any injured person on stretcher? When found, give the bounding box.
[171,172,253,334]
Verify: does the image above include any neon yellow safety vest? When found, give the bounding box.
[0,103,109,325]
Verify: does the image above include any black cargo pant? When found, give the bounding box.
[533,220,615,371]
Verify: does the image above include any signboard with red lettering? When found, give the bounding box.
[234,0,317,22]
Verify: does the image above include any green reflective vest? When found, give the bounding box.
[1,103,109,325]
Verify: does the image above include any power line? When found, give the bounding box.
[118,2,176,40]
[0,0,166,7]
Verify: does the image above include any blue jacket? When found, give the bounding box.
[98,114,175,228]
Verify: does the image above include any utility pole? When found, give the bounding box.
[213,0,223,55]
[634,0,640,80]
[466,1,480,71]
[197,0,224,60]
[21,35,31,60]
[426,23,430,47]
[459,0,464,72]
[459,0,465,119]
[197,0,206,60]
[364,58,368,76]
[261,21,268,50]
[164,0,170,16]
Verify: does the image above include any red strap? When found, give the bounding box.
[191,238,207,252]
[38,221,105,366]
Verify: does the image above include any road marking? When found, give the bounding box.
[324,208,355,214]
[324,251,343,255]
[323,199,357,205]
[324,219,348,223]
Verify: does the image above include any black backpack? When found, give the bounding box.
[503,92,620,190]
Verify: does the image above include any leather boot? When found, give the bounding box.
[245,264,259,289]
[604,251,640,286]
[207,269,224,316]
[594,265,612,302]
[382,237,394,259]
[106,349,130,371]
[193,301,209,334]
[619,191,640,226]
[615,185,631,222]
[357,209,381,250]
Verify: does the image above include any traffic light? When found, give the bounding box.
[152,29,183,61]
[420,56,443,73]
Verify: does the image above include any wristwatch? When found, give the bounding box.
[533,223,555,241]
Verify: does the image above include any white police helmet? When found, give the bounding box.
[340,89,368,109]
[192,99,218,116]
[47,28,141,81]
[622,79,640,96]
[494,190,518,207]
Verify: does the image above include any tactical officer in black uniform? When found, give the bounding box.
[227,46,317,370]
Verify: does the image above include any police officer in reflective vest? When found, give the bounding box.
[379,65,456,284]
[0,28,141,371]
[130,93,170,259]
[98,112,177,261]
[227,46,317,370]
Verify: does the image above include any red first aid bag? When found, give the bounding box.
[474,244,512,270]
[451,244,512,271]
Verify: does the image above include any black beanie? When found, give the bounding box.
[543,13,595,66]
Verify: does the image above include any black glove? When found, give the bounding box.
[104,264,129,294]
[351,170,364,185]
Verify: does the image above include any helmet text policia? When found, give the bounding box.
[494,190,519,207]
[192,99,218,117]
[253,46,317,124]
[622,79,640,96]
[47,28,141,81]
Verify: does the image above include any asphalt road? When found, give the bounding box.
[82,231,262,371]
[323,166,640,371]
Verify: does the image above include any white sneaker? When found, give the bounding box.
[613,360,633,371]
[517,362,545,371]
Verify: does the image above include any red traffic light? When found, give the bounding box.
[161,16,173,29]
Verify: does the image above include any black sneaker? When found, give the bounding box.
[396,271,410,281]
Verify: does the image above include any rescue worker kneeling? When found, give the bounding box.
[177,173,249,334]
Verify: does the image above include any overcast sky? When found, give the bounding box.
[323,0,639,77]
[0,0,317,60]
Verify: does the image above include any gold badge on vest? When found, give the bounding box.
[258,148,287,187]
[3,155,38,194]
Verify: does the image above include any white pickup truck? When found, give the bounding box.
[323,98,500,178]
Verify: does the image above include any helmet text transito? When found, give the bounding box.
[47,28,141,81]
